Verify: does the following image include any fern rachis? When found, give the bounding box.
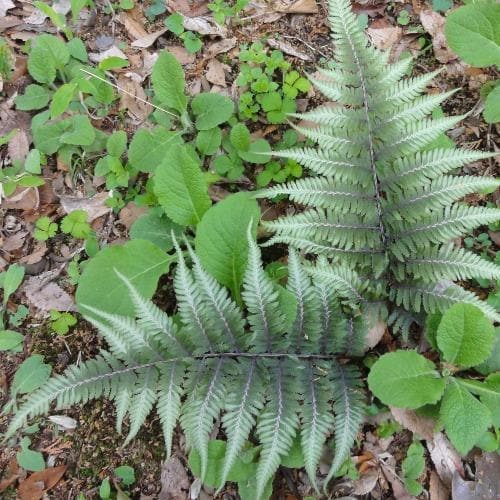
[258,0,500,331]
[5,233,366,497]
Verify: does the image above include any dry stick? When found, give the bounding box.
[79,68,179,119]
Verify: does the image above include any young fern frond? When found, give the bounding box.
[6,233,366,497]
[258,0,500,332]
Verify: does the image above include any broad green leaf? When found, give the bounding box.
[402,442,425,496]
[24,149,41,174]
[2,263,25,306]
[476,328,500,375]
[28,34,70,84]
[107,130,127,157]
[154,146,211,226]
[188,440,257,487]
[195,127,222,155]
[484,85,500,124]
[130,211,183,251]
[445,3,500,68]
[165,12,184,35]
[436,303,494,368]
[15,84,51,111]
[11,355,52,395]
[280,434,304,468]
[67,37,88,62]
[440,380,491,455]
[0,330,24,352]
[128,127,183,173]
[191,92,234,130]
[368,350,445,408]
[76,240,171,316]
[114,465,135,486]
[230,123,251,151]
[195,192,260,298]
[50,82,77,118]
[32,114,70,154]
[238,138,271,164]
[424,312,441,351]
[60,115,95,145]
[151,51,187,114]
[99,56,129,71]
[17,437,45,472]
[457,373,500,427]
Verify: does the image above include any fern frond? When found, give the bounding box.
[325,364,365,486]
[386,176,500,220]
[390,281,500,322]
[258,177,375,214]
[256,359,300,498]
[157,361,185,458]
[301,361,335,493]
[390,206,500,258]
[219,358,264,489]
[396,244,500,282]
[287,249,321,352]
[261,0,500,327]
[242,228,288,352]
[124,365,159,445]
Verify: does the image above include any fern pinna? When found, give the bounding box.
[259,0,500,332]
[6,233,365,496]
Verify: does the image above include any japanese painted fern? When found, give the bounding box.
[6,234,365,496]
[259,0,500,332]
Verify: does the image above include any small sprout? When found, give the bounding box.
[60,210,92,239]
[50,310,77,335]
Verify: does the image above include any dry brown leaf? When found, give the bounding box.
[24,274,75,313]
[158,457,190,500]
[451,472,475,500]
[389,407,436,440]
[420,10,456,64]
[275,0,318,13]
[119,202,147,229]
[352,468,380,495]
[8,128,30,163]
[166,0,209,17]
[0,0,15,17]
[167,46,196,65]
[19,242,48,265]
[0,16,22,32]
[0,459,21,493]
[119,11,148,39]
[429,471,450,500]
[2,187,40,211]
[2,231,28,252]
[116,74,153,121]
[59,192,112,222]
[427,432,464,487]
[89,46,127,63]
[183,16,227,37]
[267,39,311,61]
[131,28,167,48]
[206,37,237,57]
[18,466,67,500]
[367,26,402,50]
[379,461,413,500]
[206,59,227,87]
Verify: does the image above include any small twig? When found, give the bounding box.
[79,68,179,119]
[282,35,329,59]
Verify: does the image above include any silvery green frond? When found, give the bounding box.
[259,0,500,328]
[242,228,288,352]
[287,249,321,352]
[325,364,365,485]
[255,359,300,499]
[301,360,335,493]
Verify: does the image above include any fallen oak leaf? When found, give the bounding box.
[18,465,67,500]
[183,16,227,37]
[427,432,464,488]
[0,0,15,17]
[420,10,457,64]
[131,28,167,48]
[390,407,436,440]
[274,0,318,14]
[59,192,111,222]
